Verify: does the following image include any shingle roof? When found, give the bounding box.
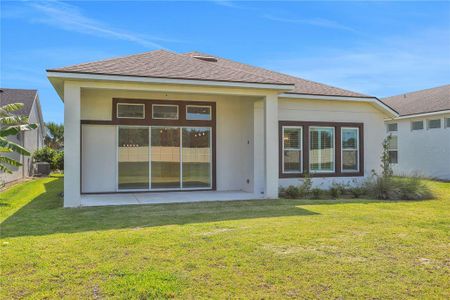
[47,49,369,98]
[381,85,450,116]
[0,88,38,116]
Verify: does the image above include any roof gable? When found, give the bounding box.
[0,88,38,116]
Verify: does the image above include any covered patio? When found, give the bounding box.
[81,190,264,207]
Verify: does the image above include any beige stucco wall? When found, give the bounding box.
[80,88,256,193]
[80,88,388,193]
[278,98,387,188]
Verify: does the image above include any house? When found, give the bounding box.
[382,85,450,180]
[0,88,45,184]
[46,50,397,207]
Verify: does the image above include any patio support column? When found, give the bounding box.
[263,94,279,198]
[64,82,81,207]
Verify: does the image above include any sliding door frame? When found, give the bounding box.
[80,98,216,194]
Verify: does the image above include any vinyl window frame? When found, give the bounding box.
[152,104,179,120]
[388,135,398,164]
[341,127,360,173]
[411,120,424,131]
[281,126,303,174]
[116,103,145,119]
[427,118,441,129]
[186,105,212,121]
[309,126,336,174]
[386,123,398,133]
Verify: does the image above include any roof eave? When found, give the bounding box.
[46,71,295,94]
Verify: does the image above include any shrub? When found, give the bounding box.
[33,147,64,171]
[364,174,433,200]
[329,182,348,198]
[279,175,313,199]
[310,188,322,199]
[52,151,64,171]
[33,147,56,164]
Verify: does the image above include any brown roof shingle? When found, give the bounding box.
[0,88,37,116]
[381,85,450,116]
[48,49,369,98]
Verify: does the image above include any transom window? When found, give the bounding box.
[428,119,441,129]
[117,103,145,119]
[186,105,211,120]
[387,123,398,132]
[282,126,302,173]
[411,120,424,131]
[152,104,179,120]
[309,126,335,173]
[341,127,359,172]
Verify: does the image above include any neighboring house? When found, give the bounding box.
[0,88,45,184]
[47,50,396,207]
[382,85,450,180]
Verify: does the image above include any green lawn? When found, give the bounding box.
[1,176,449,299]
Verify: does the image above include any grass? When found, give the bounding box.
[1,175,449,299]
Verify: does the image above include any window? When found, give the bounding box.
[411,120,424,131]
[282,127,302,173]
[387,123,398,132]
[427,119,441,129]
[186,105,211,120]
[341,128,359,172]
[310,127,335,173]
[446,118,450,128]
[117,103,145,119]
[388,135,398,164]
[152,104,179,120]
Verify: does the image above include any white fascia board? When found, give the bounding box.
[393,110,450,120]
[46,71,295,91]
[280,92,399,118]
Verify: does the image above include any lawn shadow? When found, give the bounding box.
[1,178,321,238]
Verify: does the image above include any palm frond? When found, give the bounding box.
[0,137,31,156]
[0,164,13,174]
[0,156,23,167]
[0,115,29,125]
[0,103,24,115]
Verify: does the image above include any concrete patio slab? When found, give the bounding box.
[81,191,264,207]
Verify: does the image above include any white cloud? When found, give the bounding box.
[24,0,171,48]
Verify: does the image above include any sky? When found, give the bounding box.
[1,0,450,124]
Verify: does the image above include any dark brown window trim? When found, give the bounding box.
[279,121,364,178]
[80,98,216,192]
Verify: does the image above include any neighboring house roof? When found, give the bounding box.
[0,88,38,116]
[381,84,450,117]
[47,49,368,98]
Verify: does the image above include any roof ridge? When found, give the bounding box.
[177,51,291,85]
[183,51,368,97]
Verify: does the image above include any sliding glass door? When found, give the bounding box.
[151,127,181,189]
[118,126,212,191]
[118,127,150,190]
[182,128,211,188]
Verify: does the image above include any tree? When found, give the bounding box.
[44,122,64,149]
[0,103,38,173]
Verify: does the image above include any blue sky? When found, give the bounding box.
[1,1,450,124]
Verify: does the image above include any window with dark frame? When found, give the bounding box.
[341,127,359,172]
[282,126,303,173]
[186,105,212,120]
[117,103,145,119]
[152,104,179,120]
[279,121,363,177]
[446,118,450,128]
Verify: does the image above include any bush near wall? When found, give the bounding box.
[33,147,64,171]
